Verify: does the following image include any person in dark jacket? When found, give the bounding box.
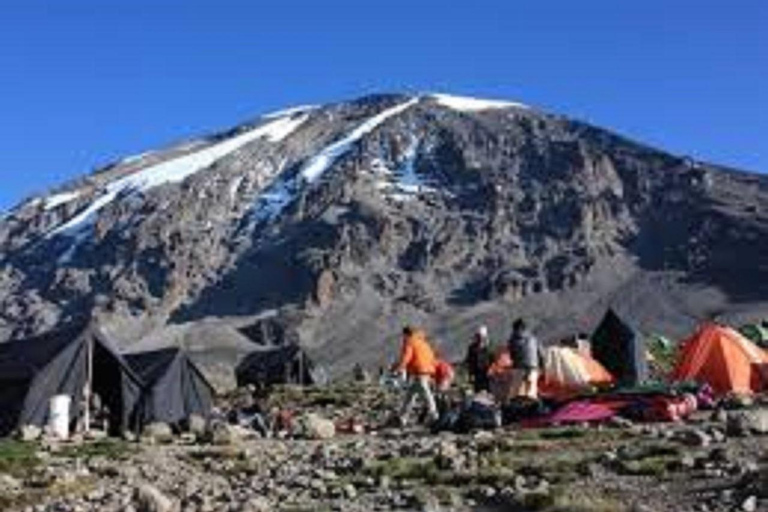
[507,318,542,400]
[465,325,493,393]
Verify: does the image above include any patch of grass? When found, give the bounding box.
[0,440,39,477]
[0,472,97,512]
[617,455,676,477]
[185,446,241,461]
[364,456,438,481]
[57,439,137,461]
[482,442,591,484]
[538,427,589,440]
[503,486,626,512]
[614,443,682,477]
[545,488,627,512]
[279,504,332,512]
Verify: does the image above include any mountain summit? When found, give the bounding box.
[1,93,766,373]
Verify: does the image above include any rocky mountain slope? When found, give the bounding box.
[1,93,766,374]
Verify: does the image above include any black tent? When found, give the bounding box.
[238,317,299,347]
[590,309,648,385]
[0,322,143,437]
[125,347,215,426]
[235,344,317,387]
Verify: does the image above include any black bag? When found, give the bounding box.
[457,401,501,432]
[501,398,550,424]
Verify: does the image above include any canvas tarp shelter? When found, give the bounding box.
[539,346,615,398]
[590,309,648,385]
[0,322,143,437]
[125,347,215,427]
[235,344,317,387]
[671,323,768,396]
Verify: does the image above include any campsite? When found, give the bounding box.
[0,4,765,511]
[0,312,766,512]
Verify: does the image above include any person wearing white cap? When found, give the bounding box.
[465,325,493,393]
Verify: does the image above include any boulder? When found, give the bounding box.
[240,497,271,512]
[205,420,239,445]
[133,483,178,512]
[141,423,174,444]
[186,415,207,438]
[18,424,42,441]
[727,409,768,436]
[0,473,21,493]
[678,429,711,447]
[741,495,757,512]
[434,440,462,471]
[296,413,336,440]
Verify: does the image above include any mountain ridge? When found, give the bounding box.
[1,92,766,376]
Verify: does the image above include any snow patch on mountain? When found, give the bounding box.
[262,105,318,120]
[48,114,309,239]
[430,93,527,112]
[299,98,419,184]
[370,138,436,202]
[229,176,244,202]
[44,191,82,210]
[250,98,419,224]
[121,151,155,165]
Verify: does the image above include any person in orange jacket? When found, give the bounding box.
[393,326,439,425]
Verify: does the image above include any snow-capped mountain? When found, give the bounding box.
[1,93,767,373]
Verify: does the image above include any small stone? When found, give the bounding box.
[711,408,728,423]
[680,454,696,470]
[719,489,734,502]
[342,483,357,499]
[709,428,726,443]
[434,440,462,471]
[680,429,711,447]
[240,497,270,512]
[601,450,619,463]
[18,425,42,441]
[708,447,732,464]
[608,416,634,428]
[205,420,238,445]
[186,415,207,437]
[0,473,22,492]
[741,495,757,512]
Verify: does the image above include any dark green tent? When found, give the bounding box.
[590,309,648,385]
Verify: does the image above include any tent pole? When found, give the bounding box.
[84,335,93,434]
[299,350,304,386]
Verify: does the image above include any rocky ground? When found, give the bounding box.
[0,384,766,512]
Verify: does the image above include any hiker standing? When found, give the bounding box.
[507,318,542,400]
[394,326,439,425]
[465,325,493,393]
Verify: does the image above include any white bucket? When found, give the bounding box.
[48,394,71,439]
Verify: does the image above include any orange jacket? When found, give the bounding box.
[396,330,437,375]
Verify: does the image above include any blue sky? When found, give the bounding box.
[0,0,765,210]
